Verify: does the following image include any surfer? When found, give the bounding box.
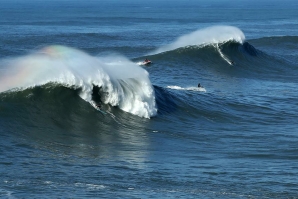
[95,102,101,109]
[198,83,202,88]
[145,58,149,62]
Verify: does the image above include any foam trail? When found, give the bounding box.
[0,45,157,118]
[151,25,245,54]
[214,43,233,65]
[167,86,206,92]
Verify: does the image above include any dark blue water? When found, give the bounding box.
[1,0,298,198]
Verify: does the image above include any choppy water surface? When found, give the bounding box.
[1,0,298,198]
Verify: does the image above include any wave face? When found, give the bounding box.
[0,46,157,118]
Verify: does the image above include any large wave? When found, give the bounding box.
[0,45,157,118]
[151,25,245,55]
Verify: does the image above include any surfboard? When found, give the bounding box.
[90,101,107,115]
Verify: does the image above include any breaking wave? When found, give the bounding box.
[0,45,157,118]
[151,25,245,55]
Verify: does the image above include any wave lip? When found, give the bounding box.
[0,45,157,118]
[151,25,245,55]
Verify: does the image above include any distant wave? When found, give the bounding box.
[250,35,298,46]
[0,45,157,118]
[145,38,298,81]
[146,40,259,67]
[150,26,245,55]
[249,36,298,59]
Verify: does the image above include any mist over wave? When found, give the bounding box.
[0,45,157,118]
[151,26,245,55]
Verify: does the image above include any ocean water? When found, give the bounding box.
[1,0,298,198]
